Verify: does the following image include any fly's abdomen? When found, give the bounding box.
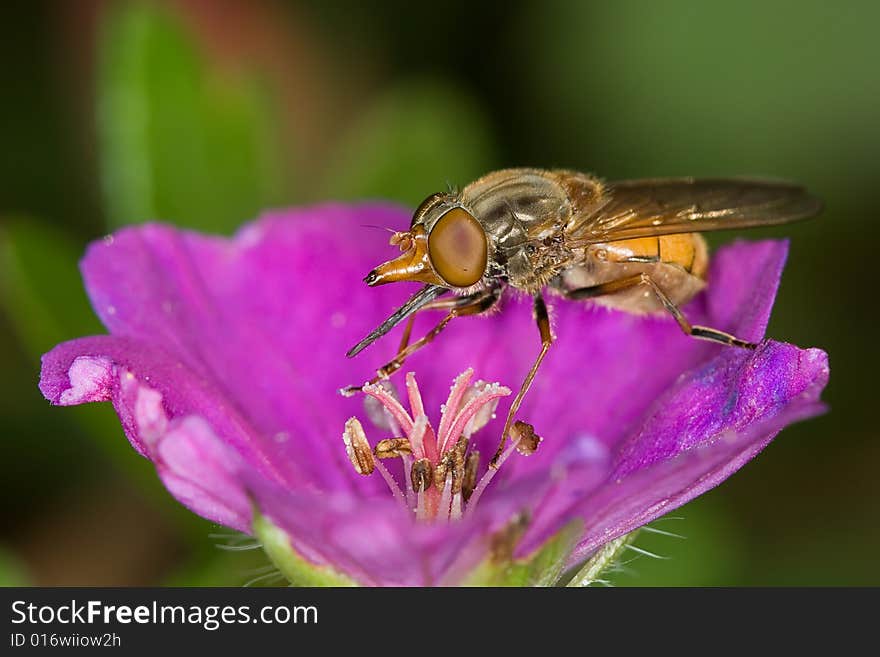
[553,233,709,313]
[590,233,708,278]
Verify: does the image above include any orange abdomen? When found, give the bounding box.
[598,233,708,278]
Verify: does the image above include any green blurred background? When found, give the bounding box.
[1,0,877,586]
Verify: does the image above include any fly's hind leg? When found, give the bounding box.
[564,273,757,349]
[342,286,503,395]
[490,293,554,468]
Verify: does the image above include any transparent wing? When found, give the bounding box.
[565,178,822,245]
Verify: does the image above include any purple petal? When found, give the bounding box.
[610,341,827,477]
[79,205,419,461]
[517,341,828,559]
[40,334,365,494]
[156,416,253,533]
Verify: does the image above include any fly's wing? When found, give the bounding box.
[564,178,823,245]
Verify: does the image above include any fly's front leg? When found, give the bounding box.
[490,293,554,468]
[342,286,503,396]
[565,273,757,349]
[369,287,502,384]
[397,313,418,354]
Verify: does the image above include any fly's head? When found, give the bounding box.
[364,192,489,291]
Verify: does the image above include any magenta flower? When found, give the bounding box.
[39,203,828,586]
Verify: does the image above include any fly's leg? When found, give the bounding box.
[342,286,503,395]
[375,287,501,378]
[565,273,757,349]
[490,293,554,468]
[394,290,458,353]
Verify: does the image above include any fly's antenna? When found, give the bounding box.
[360,224,398,234]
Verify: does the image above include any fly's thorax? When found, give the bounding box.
[457,168,580,290]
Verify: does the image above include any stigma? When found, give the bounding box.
[341,370,542,522]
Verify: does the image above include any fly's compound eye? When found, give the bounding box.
[427,208,488,287]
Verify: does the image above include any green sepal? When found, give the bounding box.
[565,531,639,587]
[252,509,358,587]
[463,519,584,587]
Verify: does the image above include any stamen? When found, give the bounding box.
[511,420,543,456]
[441,383,511,454]
[409,414,429,460]
[400,452,415,506]
[436,368,474,447]
[438,471,454,521]
[464,433,523,514]
[344,417,408,512]
[345,371,536,523]
[405,372,426,419]
[462,451,480,502]
[433,453,450,491]
[450,435,468,495]
[362,380,400,431]
[372,458,410,513]
[416,490,428,521]
[450,493,463,521]
[459,380,502,438]
[342,417,375,475]
[410,458,433,493]
[374,438,413,459]
[362,382,414,434]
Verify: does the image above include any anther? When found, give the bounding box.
[342,417,375,475]
[462,451,480,502]
[450,436,468,494]
[374,437,413,459]
[410,458,434,492]
[511,420,542,456]
[434,453,451,490]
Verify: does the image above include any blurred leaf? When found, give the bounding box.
[608,495,747,587]
[0,546,30,586]
[320,79,497,206]
[0,218,203,536]
[0,216,105,498]
[98,1,286,233]
[517,0,880,188]
[0,218,103,354]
